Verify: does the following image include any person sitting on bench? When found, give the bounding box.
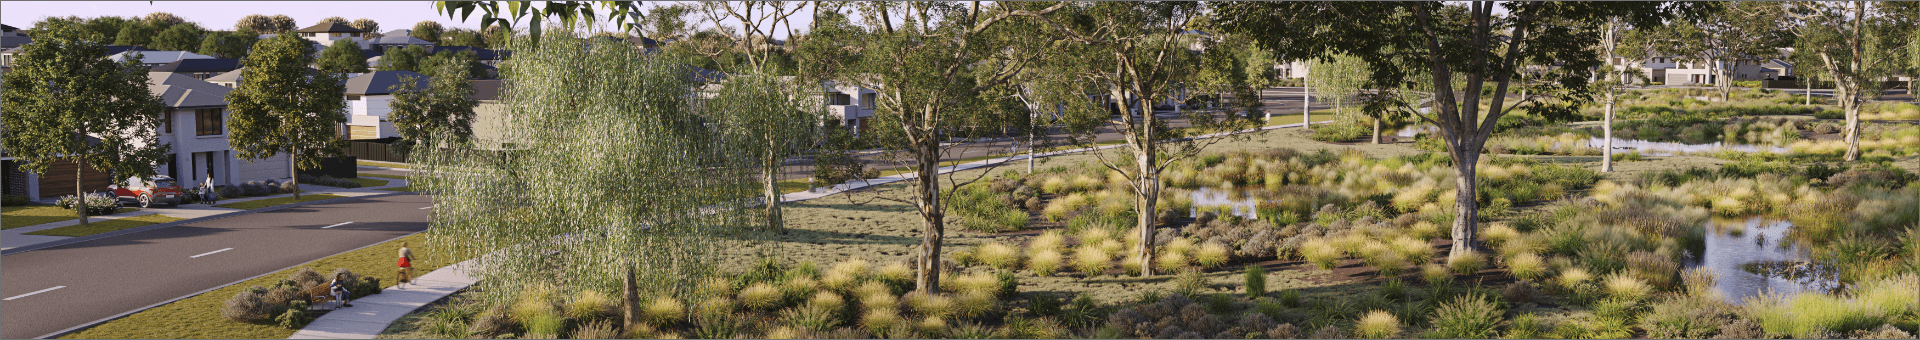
[330,273,354,308]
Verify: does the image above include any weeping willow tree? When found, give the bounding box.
[413,27,770,331]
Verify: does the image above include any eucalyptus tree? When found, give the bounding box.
[1646,2,1789,102]
[795,1,1068,291]
[690,1,823,231]
[1308,53,1371,116]
[1033,2,1262,277]
[413,29,768,332]
[198,30,259,60]
[317,39,370,73]
[1217,1,1706,261]
[151,25,205,52]
[224,34,349,200]
[0,23,169,225]
[349,19,380,34]
[1782,1,1908,162]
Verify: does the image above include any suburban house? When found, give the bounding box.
[368,29,435,52]
[203,66,322,88]
[466,79,527,150]
[1,23,30,49]
[149,58,241,80]
[1608,48,1795,85]
[109,50,214,68]
[2,73,293,200]
[341,70,431,139]
[820,80,878,134]
[294,22,369,48]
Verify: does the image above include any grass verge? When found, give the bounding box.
[356,160,412,170]
[214,194,347,210]
[345,178,390,187]
[359,173,408,180]
[24,214,187,237]
[4,206,139,230]
[378,186,417,192]
[58,232,456,339]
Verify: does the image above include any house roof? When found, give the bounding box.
[101,45,153,57]
[297,22,364,34]
[1,24,16,31]
[684,65,726,84]
[204,66,321,84]
[150,58,241,73]
[343,70,431,95]
[382,29,411,37]
[432,46,507,60]
[148,72,232,108]
[372,34,432,45]
[109,50,213,65]
[469,79,503,101]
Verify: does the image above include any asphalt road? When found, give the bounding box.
[0,194,432,339]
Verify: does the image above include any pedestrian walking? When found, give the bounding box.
[397,242,415,289]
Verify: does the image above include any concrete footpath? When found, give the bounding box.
[288,260,478,339]
[285,121,1328,339]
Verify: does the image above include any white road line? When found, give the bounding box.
[4,286,66,301]
[418,206,431,210]
[322,222,354,229]
[190,248,234,258]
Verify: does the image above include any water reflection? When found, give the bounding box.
[1190,187,1259,219]
[1586,138,1789,156]
[1681,217,1843,304]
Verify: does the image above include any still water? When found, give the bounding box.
[1190,187,1259,220]
[1682,217,1842,304]
[1587,138,1790,156]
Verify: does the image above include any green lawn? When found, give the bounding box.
[214,194,347,210]
[60,232,457,339]
[3,206,138,230]
[358,173,408,180]
[378,186,417,192]
[24,214,187,237]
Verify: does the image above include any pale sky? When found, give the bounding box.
[0,1,815,38]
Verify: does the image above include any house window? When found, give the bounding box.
[861,93,875,108]
[161,110,173,134]
[828,93,850,106]
[195,108,223,136]
[346,95,362,101]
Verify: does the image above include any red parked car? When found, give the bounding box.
[113,175,184,208]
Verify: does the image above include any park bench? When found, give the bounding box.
[305,284,345,310]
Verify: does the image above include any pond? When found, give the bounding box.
[1586,137,1789,156]
[1189,187,1260,220]
[1681,217,1843,304]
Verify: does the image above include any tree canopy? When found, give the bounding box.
[1,22,170,224]
[225,34,349,199]
[317,38,370,73]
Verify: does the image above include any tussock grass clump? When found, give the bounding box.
[1122,254,1145,276]
[1558,267,1594,291]
[1353,310,1402,339]
[808,291,845,314]
[1448,249,1486,275]
[904,292,955,318]
[639,296,685,326]
[876,262,914,285]
[1428,293,1504,339]
[739,283,783,310]
[1601,272,1652,302]
[564,289,617,323]
[1166,238,1196,258]
[1390,237,1434,265]
[1744,292,1887,338]
[1482,223,1519,249]
[861,308,903,336]
[1073,247,1111,277]
[1245,265,1267,298]
[953,291,997,319]
[1421,264,1453,285]
[976,242,1023,270]
[1029,230,1065,253]
[1507,252,1547,282]
[1155,250,1190,274]
[950,271,1000,297]
[1302,239,1342,270]
[916,316,949,337]
[698,277,734,298]
[1028,249,1063,276]
[859,291,898,312]
[1195,242,1231,268]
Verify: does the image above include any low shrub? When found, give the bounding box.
[221,289,276,322]
[275,308,309,329]
[296,174,363,188]
[1420,264,1452,286]
[1642,295,1732,339]
[975,242,1022,270]
[1244,265,1267,298]
[56,193,120,216]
